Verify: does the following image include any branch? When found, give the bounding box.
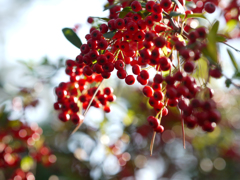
[221,42,240,53]
[162,10,189,39]
[71,79,104,134]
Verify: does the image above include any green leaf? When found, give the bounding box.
[203,21,219,64]
[91,17,110,22]
[169,11,184,17]
[216,34,227,42]
[171,0,185,13]
[140,2,146,7]
[62,28,82,49]
[233,71,240,79]
[103,3,116,11]
[103,31,116,39]
[211,20,219,35]
[21,156,34,172]
[224,19,238,33]
[225,79,232,88]
[227,49,239,72]
[119,6,132,18]
[185,13,207,20]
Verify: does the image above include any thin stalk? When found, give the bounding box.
[71,79,104,134]
[180,110,186,149]
[150,131,156,156]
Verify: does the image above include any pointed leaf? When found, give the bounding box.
[103,31,116,39]
[216,34,227,42]
[227,49,239,72]
[62,28,82,49]
[104,3,116,11]
[169,11,184,17]
[91,17,110,22]
[185,13,207,20]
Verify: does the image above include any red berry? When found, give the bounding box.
[204,2,216,13]
[184,61,195,73]
[142,86,154,97]
[131,1,142,12]
[132,64,141,75]
[146,1,155,12]
[160,0,172,11]
[125,75,135,85]
[153,91,164,101]
[147,116,159,128]
[140,70,149,80]
[154,125,164,133]
[87,17,94,24]
[117,69,127,79]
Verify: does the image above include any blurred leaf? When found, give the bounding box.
[103,3,116,11]
[225,79,232,88]
[233,71,240,79]
[103,31,116,39]
[91,17,110,22]
[171,0,185,13]
[185,13,206,20]
[224,19,238,33]
[227,49,239,72]
[193,58,208,82]
[62,28,82,49]
[216,34,227,42]
[20,156,34,172]
[119,6,132,18]
[202,21,219,64]
[140,2,146,7]
[0,105,9,127]
[41,57,49,65]
[169,11,184,17]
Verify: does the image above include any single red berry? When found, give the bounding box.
[154,125,164,133]
[153,91,164,101]
[132,64,141,75]
[131,0,142,12]
[140,70,149,80]
[161,107,168,116]
[146,1,155,12]
[100,24,108,34]
[87,17,94,24]
[142,86,154,97]
[154,36,166,48]
[153,3,162,14]
[58,112,70,122]
[204,2,216,13]
[104,106,111,113]
[209,68,222,78]
[160,0,172,11]
[152,83,162,91]
[184,61,195,73]
[125,75,135,85]
[117,69,127,79]
[115,18,125,29]
[115,60,125,70]
[147,116,159,128]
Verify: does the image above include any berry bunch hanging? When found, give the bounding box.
[56,0,240,153]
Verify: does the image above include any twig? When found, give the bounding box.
[150,131,156,156]
[221,42,240,53]
[162,10,189,39]
[180,110,185,149]
[71,79,104,134]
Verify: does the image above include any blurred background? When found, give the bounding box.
[0,0,240,180]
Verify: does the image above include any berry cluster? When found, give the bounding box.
[54,58,116,124]
[0,119,56,179]
[58,0,227,141]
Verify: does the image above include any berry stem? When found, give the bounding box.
[71,79,104,134]
[181,110,186,149]
[150,131,156,156]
